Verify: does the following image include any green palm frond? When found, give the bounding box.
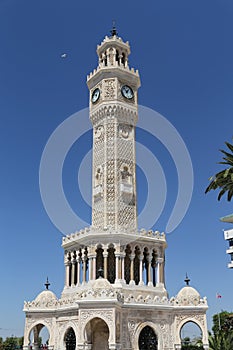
[225,141,233,153]
[205,139,233,201]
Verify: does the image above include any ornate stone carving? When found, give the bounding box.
[118,124,133,139]
[175,313,205,327]
[94,125,104,139]
[127,319,137,340]
[103,79,116,99]
[80,309,114,326]
[159,321,171,347]
[90,104,138,126]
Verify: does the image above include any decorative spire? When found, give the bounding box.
[44,277,50,290]
[184,273,190,286]
[110,20,118,37]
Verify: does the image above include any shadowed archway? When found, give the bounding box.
[84,317,109,350]
[64,327,76,350]
[138,325,158,350]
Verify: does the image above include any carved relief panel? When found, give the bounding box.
[103,78,116,100]
[118,124,133,140]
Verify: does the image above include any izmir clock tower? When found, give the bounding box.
[23,28,209,350]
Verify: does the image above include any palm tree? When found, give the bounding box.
[208,331,233,350]
[208,332,225,350]
[205,140,233,201]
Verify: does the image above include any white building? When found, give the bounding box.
[221,214,233,268]
[23,28,209,350]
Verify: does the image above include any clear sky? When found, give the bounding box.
[0,0,233,340]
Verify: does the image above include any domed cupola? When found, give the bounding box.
[175,274,201,306]
[34,278,57,306]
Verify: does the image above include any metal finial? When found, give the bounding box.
[44,277,50,290]
[184,273,190,286]
[110,20,118,37]
[97,267,104,279]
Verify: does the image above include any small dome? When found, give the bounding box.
[92,278,112,290]
[176,286,201,306]
[35,290,57,304]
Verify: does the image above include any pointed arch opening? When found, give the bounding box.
[122,52,125,66]
[138,325,158,350]
[134,246,140,285]
[152,249,158,286]
[143,247,149,285]
[84,317,110,350]
[28,323,50,349]
[107,244,116,283]
[124,244,131,284]
[64,327,76,350]
[96,245,104,278]
[180,321,204,349]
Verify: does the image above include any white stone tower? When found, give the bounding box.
[23,28,209,350]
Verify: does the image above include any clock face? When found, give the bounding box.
[92,88,100,103]
[121,85,134,99]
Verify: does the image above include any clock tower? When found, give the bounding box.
[23,28,209,350]
[87,27,140,232]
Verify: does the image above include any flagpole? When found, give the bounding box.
[216,293,222,331]
[218,312,221,331]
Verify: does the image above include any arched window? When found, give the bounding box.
[151,249,158,286]
[104,51,107,66]
[143,247,149,285]
[29,324,50,349]
[84,318,109,349]
[134,246,140,285]
[116,50,119,64]
[96,246,104,278]
[107,245,116,283]
[139,326,158,350]
[180,321,204,349]
[122,52,125,65]
[65,328,76,350]
[124,245,131,284]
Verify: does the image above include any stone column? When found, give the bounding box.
[76,257,81,285]
[65,261,71,287]
[92,255,96,280]
[119,54,122,66]
[103,251,108,279]
[147,254,153,286]
[156,258,163,286]
[129,254,135,285]
[115,254,119,281]
[71,254,76,287]
[139,255,144,285]
[121,254,125,282]
[88,256,92,281]
[161,258,165,285]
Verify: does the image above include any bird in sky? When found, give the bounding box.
[61,53,67,58]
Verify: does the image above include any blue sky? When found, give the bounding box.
[0,0,233,339]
